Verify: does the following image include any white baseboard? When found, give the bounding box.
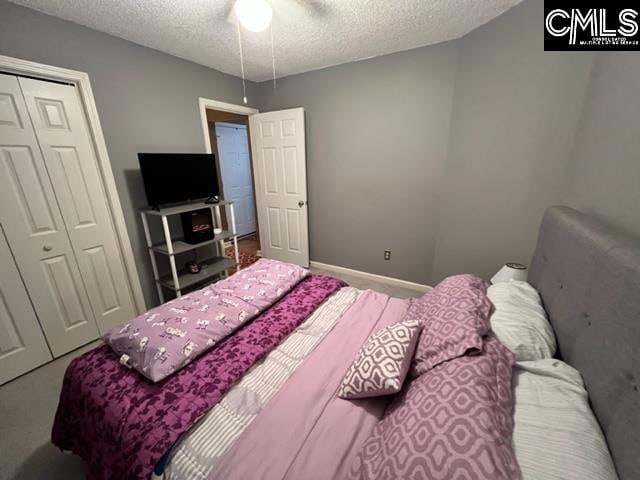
[309,261,431,292]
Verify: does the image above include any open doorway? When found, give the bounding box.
[200,100,260,271]
[215,122,256,237]
[200,99,310,268]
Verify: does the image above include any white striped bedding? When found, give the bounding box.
[512,359,618,480]
[163,287,361,480]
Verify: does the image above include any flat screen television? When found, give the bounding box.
[138,153,219,207]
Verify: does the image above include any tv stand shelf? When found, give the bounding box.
[150,230,234,256]
[140,200,239,302]
[141,200,232,217]
[157,256,236,291]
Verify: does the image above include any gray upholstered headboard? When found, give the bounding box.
[528,206,640,480]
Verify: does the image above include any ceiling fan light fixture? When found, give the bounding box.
[234,0,273,32]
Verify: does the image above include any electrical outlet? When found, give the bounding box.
[384,250,391,261]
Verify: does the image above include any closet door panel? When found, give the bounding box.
[0,91,22,127]
[0,228,53,385]
[2,145,58,234]
[19,77,136,333]
[0,73,99,357]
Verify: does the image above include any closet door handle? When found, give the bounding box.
[43,245,53,252]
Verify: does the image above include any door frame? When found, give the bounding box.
[198,97,258,155]
[0,54,147,314]
[199,98,261,249]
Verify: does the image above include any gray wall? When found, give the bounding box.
[560,53,640,239]
[0,1,259,307]
[430,0,595,282]
[3,0,638,294]
[259,43,458,284]
[259,0,602,284]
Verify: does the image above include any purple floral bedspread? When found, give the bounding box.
[51,274,345,480]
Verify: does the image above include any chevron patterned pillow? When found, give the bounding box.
[338,319,422,399]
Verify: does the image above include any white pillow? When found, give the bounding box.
[512,359,618,480]
[487,280,556,360]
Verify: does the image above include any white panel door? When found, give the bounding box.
[18,77,136,334]
[216,123,257,237]
[0,73,99,357]
[249,108,308,266]
[0,227,52,385]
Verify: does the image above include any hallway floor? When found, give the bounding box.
[225,233,260,272]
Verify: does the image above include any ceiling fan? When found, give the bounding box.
[223,0,328,104]
[225,0,328,32]
[234,0,273,32]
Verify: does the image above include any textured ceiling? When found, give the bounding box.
[9,0,522,82]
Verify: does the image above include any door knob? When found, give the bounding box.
[43,245,53,252]
[298,200,305,207]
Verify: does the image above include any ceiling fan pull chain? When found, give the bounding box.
[270,22,277,89]
[236,21,248,104]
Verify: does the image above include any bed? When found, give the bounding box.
[527,205,640,480]
[52,205,639,480]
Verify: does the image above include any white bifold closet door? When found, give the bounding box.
[19,77,136,336]
[0,227,52,385]
[0,73,136,358]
